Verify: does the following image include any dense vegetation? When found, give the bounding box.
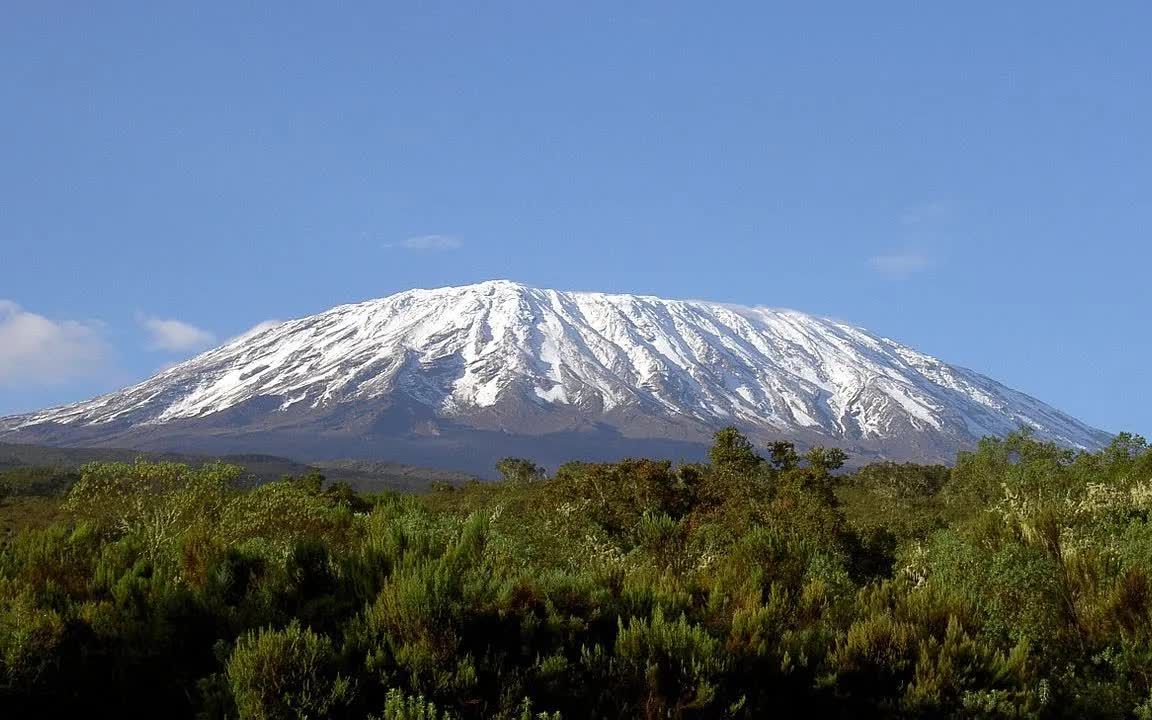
[3,429,1152,718]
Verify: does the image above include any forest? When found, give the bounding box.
[3,429,1152,718]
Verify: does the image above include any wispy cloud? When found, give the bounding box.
[140,316,217,352]
[899,201,947,226]
[868,201,948,278]
[239,319,282,337]
[868,252,934,278]
[383,234,463,251]
[224,319,283,345]
[0,300,109,386]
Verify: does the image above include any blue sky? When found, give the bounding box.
[1,3,1149,435]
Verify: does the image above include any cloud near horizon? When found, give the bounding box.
[0,300,110,386]
[140,316,217,352]
[383,234,463,251]
[868,252,934,278]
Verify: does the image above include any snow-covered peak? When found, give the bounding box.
[0,281,1109,456]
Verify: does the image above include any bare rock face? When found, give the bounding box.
[0,280,1109,472]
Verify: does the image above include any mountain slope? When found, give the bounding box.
[0,281,1109,470]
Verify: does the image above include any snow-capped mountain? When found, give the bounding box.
[0,280,1109,471]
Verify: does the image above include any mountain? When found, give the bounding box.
[0,280,1109,473]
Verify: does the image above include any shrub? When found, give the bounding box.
[226,621,354,720]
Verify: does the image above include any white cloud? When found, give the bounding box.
[0,300,109,386]
[140,316,217,352]
[383,234,463,251]
[868,252,934,278]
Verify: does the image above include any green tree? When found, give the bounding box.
[767,440,799,471]
[495,458,545,484]
[708,427,762,475]
[805,447,848,475]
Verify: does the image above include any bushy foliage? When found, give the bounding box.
[4,430,1152,717]
[227,620,354,719]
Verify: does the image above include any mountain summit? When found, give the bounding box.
[0,280,1109,471]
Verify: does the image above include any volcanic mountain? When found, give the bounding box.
[0,280,1109,472]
